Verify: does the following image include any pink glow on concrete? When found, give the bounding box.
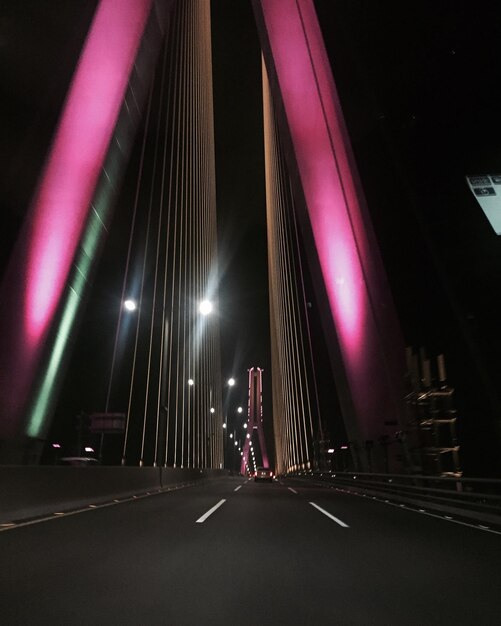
[25,0,152,342]
[0,0,151,438]
[260,0,367,353]
[258,0,405,438]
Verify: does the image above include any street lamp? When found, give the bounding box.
[124,299,137,312]
[188,378,194,386]
[237,406,243,414]
[199,299,213,315]
[227,377,235,387]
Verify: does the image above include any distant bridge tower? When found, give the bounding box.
[241,368,269,474]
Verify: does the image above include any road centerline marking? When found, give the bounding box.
[288,487,298,494]
[309,502,349,528]
[234,485,242,492]
[196,499,226,523]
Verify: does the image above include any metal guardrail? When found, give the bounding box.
[288,471,501,527]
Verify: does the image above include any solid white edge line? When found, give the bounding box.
[196,499,226,523]
[335,487,501,536]
[288,487,298,494]
[0,482,201,532]
[309,502,349,528]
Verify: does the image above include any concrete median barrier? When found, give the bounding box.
[0,466,228,524]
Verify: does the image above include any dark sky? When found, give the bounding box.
[2,1,501,474]
[211,0,270,380]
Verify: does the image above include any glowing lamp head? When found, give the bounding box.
[227,377,235,387]
[188,379,194,386]
[199,299,213,315]
[124,299,137,312]
[210,407,215,414]
[237,407,243,414]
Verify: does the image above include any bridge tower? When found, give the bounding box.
[241,367,270,475]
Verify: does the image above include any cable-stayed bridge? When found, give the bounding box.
[0,0,405,474]
[0,2,500,623]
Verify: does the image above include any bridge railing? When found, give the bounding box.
[288,471,501,528]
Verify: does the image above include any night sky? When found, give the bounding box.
[2,1,501,474]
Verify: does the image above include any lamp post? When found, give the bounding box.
[222,376,237,470]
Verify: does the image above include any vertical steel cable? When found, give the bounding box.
[194,1,202,466]
[163,3,182,467]
[154,27,177,467]
[118,82,154,464]
[275,140,307,466]
[139,34,170,466]
[124,60,163,466]
[263,57,321,473]
[107,82,153,418]
[170,0,186,467]
[117,0,220,469]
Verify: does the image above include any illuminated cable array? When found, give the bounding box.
[107,0,221,468]
[262,59,321,475]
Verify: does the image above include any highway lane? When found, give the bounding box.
[1,475,499,625]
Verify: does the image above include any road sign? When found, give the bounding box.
[89,413,125,433]
[466,174,501,234]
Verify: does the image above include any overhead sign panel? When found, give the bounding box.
[89,412,125,433]
[466,175,501,234]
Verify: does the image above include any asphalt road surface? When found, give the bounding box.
[1,476,500,625]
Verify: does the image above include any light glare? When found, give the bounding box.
[199,299,213,315]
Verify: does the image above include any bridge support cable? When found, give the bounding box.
[262,62,320,476]
[139,33,172,468]
[113,81,155,466]
[117,0,221,469]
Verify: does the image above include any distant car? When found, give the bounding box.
[254,467,273,482]
[58,457,100,466]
